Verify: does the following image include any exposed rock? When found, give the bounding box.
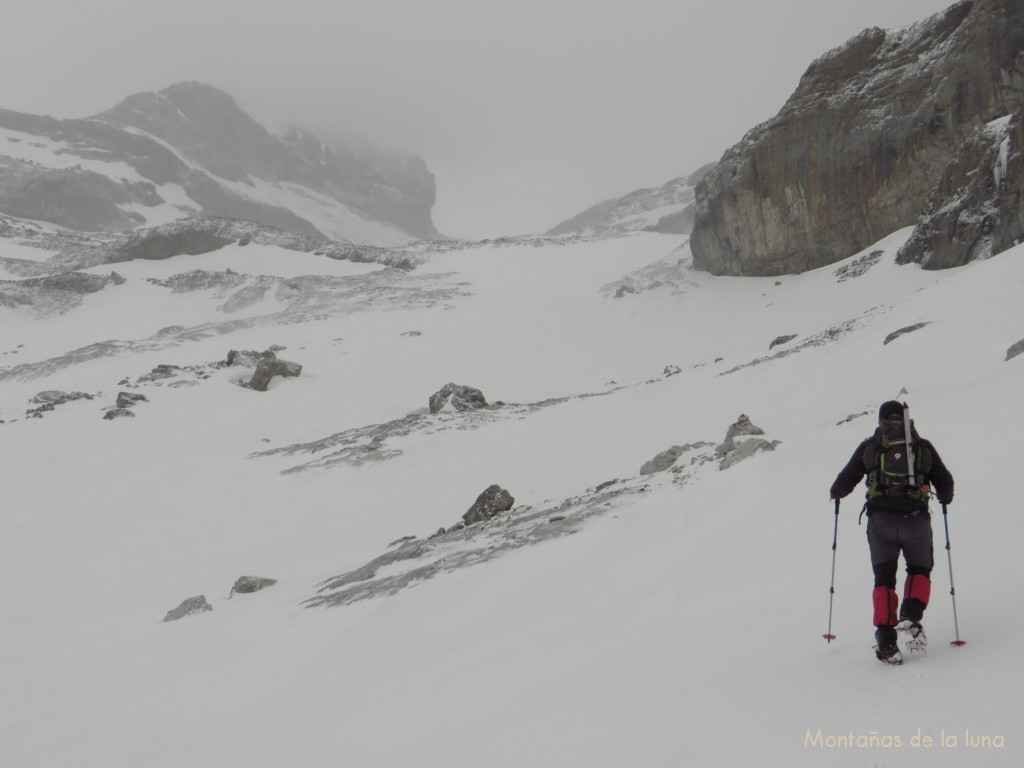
[462,485,515,526]
[1006,339,1024,361]
[109,225,233,263]
[25,390,94,417]
[835,251,885,282]
[715,415,781,469]
[0,271,124,316]
[428,383,487,414]
[229,576,278,596]
[897,109,1024,268]
[115,391,149,409]
[720,438,781,470]
[30,390,93,406]
[884,322,930,345]
[103,408,136,420]
[716,414,766,455]
[226,349,274,367]
[769,334,798,350]
[640,442,714,475]
[691,0,1024,275]
[162,595,212,622]
[247,357,302,392]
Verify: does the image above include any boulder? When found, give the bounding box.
[462,485,515,525]
[1007,339,1024,361]
[116,391,149,409]
[883,323,930,345]
[715,414,766,456]
[229,576,278,596]
[103,408,135,420]
[163,595,212,622]
[247,357,302,392]
[428,383,487,414]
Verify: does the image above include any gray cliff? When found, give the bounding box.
[690,0,1024,275]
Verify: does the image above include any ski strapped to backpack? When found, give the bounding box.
[862,402,932,505]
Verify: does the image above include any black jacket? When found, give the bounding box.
[830,429,954,512]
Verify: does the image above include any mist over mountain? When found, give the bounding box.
[0,82,438,245]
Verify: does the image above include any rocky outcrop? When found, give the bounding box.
[691,0,1024,275]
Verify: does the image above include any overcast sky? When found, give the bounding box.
[2,0,953,240]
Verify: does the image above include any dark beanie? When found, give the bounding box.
[879,400,904,421]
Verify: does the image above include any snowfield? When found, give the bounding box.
[1,227,1021,767]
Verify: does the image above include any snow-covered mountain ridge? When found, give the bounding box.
[0,82,438,245]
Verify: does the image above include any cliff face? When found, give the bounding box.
[896,107,1024,268]
[690,0,1024,276]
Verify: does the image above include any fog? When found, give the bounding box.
[2,0,953,239]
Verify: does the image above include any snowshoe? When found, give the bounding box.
[897,620,928,654]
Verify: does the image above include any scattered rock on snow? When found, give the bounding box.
[462,484,515,525]
[116,391,149,409]
[25,390,94,417]
[137,364,182,382]
[229,576,278,596]
[883,322,930,345]
[103,408,136,420]
[640,443,713,475]
[428,383,488,414]
[162,595,212,622]
[715,414,780,470]
[247,357,303,392]
[769,334,798,350]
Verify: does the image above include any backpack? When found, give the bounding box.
[863,417,933,502]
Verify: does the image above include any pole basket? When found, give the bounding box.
[823,634,837,642]
[951,640,967,647]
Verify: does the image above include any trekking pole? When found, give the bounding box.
[942,503,967,646]
[823,499,840,642]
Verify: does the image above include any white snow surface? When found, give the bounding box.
[2,229,1022,766]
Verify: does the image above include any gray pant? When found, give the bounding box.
[866,510,934,586]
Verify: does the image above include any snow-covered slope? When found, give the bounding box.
[546,172,703,238]
[1,227,1021,767]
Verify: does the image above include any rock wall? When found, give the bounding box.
[691,0,1024,275]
